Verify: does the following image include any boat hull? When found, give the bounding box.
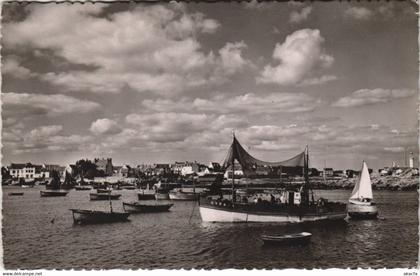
[40,190,69,197]
[199,200,347,223]
[169,192,199,201]
[347,203,378,219]
[70,209,130,224]
[122,202,173,213]
[75,186,92,191]
[9,192,24,196]
[89,193,121,201]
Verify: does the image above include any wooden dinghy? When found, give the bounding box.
[122,201,173,213]
[261,232,312,245]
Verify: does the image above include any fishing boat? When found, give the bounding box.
[199,135,347,223]
[347,161,378,219]
[40,170,69,197]
[261,232,312,245]
[70,209,130,224]
[89,192,121,201]
[122,201,173,213]
[169,188,199,201]
[9,192,24,196]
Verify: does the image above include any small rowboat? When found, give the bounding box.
[122,201,173,213]
[40,190,69,197]
[9,192,24,196]
[261,232,312,245]
[89,193,121,201]
[97,188,112,193]
[70,209,130,224]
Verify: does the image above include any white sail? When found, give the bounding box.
[350,161,373,200]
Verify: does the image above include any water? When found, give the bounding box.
[2,186,418,269]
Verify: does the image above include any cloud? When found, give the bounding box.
[29,125,63,139]
[345,7,374,20]
[257,29,334,86]
[143,92,321,114]
[332,88,416,107]
[90,118,121,135]
[289,6,312,24]
[4,4,250,96]
[298,75,337,86]
[384,147,405,153]
[218,41,251,75]
[2,57,36,79]
[2,92,100,118]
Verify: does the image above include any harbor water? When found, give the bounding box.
[2,186,418,269]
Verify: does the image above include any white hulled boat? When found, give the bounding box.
[347,161,378,219]
[199,135,347,223]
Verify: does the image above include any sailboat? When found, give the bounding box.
[198,135,347,223]
[40,170,69,197]
[347,161,378,219]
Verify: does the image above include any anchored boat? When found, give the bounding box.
[347,161,378,219]
[169,188,200,201]
[122,202,173,213]
[70,209,130,224]
[40,170,69,197]
[199,135,347,223]
[261,232,312,245]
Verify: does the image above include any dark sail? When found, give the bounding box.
[222,136,305,176]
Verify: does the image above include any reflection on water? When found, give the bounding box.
[2,186,418,269]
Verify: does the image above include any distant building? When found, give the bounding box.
[118,165,131,178]
[180,162,200,176]
[94,158,113,176]
[8,163,50,179]
[208,162,222,172]
[323,168,334,177]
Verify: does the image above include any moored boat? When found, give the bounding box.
[70,209,130,224]
[261,232,312,245]
[40,190,69,197]
[122,201,173,213]
[41,170,69,197]
[9,192,24,196]
[89,192,121,201]
[347,161,378,219]
[199,135,347,223]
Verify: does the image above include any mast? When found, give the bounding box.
[231,131,235,202]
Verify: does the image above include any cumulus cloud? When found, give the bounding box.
[289,6,312,24]
[257,29,334,86]
[90,118,121,135]
[2,57,36,79]
[143,92,320,114]
[298,75,337,86]
[4,4,249,95]
[2,92,100,118]
[332,88,416,107]
[345,7,374,20]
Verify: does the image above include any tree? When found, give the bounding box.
[75,159,99,179]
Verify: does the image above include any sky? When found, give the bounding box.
[1,1,418,170]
